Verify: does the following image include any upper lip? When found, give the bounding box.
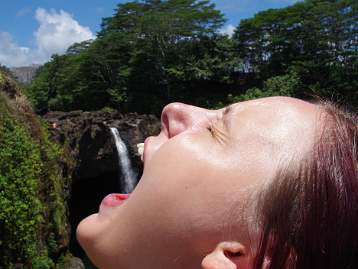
[143,131,167,165]
[143,137,150,164]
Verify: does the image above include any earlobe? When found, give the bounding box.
[201,241,250,269]
[201,249,236,269]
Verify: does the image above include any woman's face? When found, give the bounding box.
[77,97,319,269]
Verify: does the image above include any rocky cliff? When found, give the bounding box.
[0,68,161,268]
[44,110,160,184]
[0,68,160,268]
[10,65,41,84]
[0,70,71,268]
[43,109,160,263]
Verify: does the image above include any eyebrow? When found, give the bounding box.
[223,105,233,116]
[222,105,233,132]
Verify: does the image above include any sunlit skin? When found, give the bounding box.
[76,96,320,269]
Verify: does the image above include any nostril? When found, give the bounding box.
[161,102,190,138]
[168,118,186,138]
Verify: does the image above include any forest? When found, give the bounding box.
[25,0,357,114]
[0,0,357,268]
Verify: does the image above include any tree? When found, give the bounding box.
[28,0,231,113]
[233,0,357,106]
[28,0,357,113]
[99,0,227,112]
[228,71,302,102]
[27,53,84,113]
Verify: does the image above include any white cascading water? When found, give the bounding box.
[110,127,136,193]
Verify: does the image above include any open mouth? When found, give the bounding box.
[98,193,130,215]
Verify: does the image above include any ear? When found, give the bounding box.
[201,241,251,269]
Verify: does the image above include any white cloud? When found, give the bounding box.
[34,8,94,60]
[0,32,35,67]
[219,24,236,37]
[0,8,94,67]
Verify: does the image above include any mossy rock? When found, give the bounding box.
[0,71,69,268]
[0,71,19,99]
[0,72,4,84]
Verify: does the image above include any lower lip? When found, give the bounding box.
[100,193,130,210]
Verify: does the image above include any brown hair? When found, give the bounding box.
[253,102,358,268]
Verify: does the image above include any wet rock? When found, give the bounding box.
[62,257,85,269]
[44,110,160,183]
[43,110,160,259]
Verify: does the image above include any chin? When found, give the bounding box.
[76,216,112,268]
[76,213,99,250]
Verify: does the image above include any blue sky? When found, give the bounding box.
[0,0,300,67]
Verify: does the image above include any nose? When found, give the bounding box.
[161,102,212,138]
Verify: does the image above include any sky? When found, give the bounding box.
[0,0,300,67]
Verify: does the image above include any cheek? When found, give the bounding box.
[134,137,236,243]
[140,134,221,202]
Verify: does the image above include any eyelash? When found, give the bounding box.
[207,123,216,137]
[207,119,226,142]
[207,121,218,136]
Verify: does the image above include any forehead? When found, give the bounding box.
[224,97,320,158]
[226,96,316,115]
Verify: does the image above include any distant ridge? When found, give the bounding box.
[10,65,41,84]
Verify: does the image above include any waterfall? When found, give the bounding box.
[110,127,136,193]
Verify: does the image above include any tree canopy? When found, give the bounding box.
[27,0,358,114]
[233,0,357,105]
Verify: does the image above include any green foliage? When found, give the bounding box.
[0,65,14,81]
[27,0,231,114]
[27,0,358,113]
[0,71,68,268]
[100,0,225,38]
[0,116,47,266]
[233,0,357,105]
[27,53,85,113]
[38,121,68,256]
[100,106,115,113]
[228,71,301,102]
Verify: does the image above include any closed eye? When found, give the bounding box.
[207,121,216,136]
[207,118,227,144]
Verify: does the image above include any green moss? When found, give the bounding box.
[0,72,4,84]
[99,106,115,113]
[0,71,68,268]
[0,116,47,267]
[39,121,68,255]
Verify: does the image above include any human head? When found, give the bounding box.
[253,101,358,269]
[76,97,357,269]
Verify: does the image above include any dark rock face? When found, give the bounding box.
[44,110,160,183]
[63,257,85,269]
[43,110,160,259]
